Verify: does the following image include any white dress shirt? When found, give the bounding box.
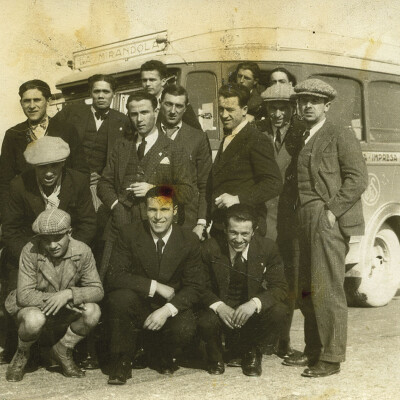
[136,127,159,156]
[91,106,109,131]
[304,118,326,145]
[222,119,248,152]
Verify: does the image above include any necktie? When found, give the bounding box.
[302,130,311,148]
[95,111,108,121]
[233,251,244,271]
[275,128,282,152]
[156,239,165,266]
[137,138,147,161]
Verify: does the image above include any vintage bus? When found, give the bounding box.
[55,27,400,307]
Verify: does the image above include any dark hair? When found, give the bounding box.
[18,80,51,99]
[126,91,158,110]
[236,62,261,81]
[88,74,117,92]
[145,185,177,205]
[225,204,258,229]
[140,60,168,79]
[161,84,189,105]
[268,67,297,87]
[218,83,250,108]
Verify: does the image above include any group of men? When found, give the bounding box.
[0,58,368,385]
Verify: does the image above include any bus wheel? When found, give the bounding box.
[346,223,400,307]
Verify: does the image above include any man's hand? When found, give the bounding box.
[128,182,154,197]
[90,172,101,186]
[215,193,240,209]
[192,224,206,241]
[143,305,171,331]
[231,300,257,328]
[156,282,175,301]
[41,289,73,316]
[216,303,235,329]
[325,209,336,228]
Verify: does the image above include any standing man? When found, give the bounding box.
[283,79,367,377]
[199,204,288,377]
[105,186,202,384]
[235,62,265,121]
[0,80,88,218]
[208,83,282,237]
[140,60,202,130]
[159,84,212,239]
[97,91,193,278]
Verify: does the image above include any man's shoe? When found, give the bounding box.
[157,358,178,375]
[78,352,99,370]
[301,361,340,378]
[282,353,316,367]
[227,357,242,367]
[6,349,30,382]
[207,361,225,375]
[50,344,85,378]
[275,340,296,358]
[132,347,147,369]
[108,356,132,385]
[241,348,262,377]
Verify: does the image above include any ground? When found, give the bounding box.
[0,297,399,400]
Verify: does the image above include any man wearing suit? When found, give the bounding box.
[97,91,193,279]
[141,60,202,130]
[208,83,282,237]
[199,204,288,376]
[105,186,202,384]
[282,79,368,377]
[159,84,212,239]
[0,80,88,219]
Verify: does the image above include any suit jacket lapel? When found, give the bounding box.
[139,134,170,180]
[58,170,73,210]
[38,256,60,291]
[247,241,264,298]
[210,241,231,300]
[158,226,184,282]
[118,138,136,186]
[24,174,46,216]
[136,226,159,279]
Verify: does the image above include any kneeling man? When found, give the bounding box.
[5,209,103,382]
[105,186,202,384]
[198,204,288,376]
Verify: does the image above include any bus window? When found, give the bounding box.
[312,75,363,141]
[186,71,218,139]
[368,81,400,143]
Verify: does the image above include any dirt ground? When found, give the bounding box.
[0,297,399,400]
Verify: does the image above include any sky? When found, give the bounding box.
[0,0,399,142]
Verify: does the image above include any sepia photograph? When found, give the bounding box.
[0,1,399,399]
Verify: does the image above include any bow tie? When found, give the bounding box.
[95,111,108,121]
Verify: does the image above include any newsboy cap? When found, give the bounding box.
[294,78,337,100]
[261,84,295,102]
[24,136,70,166]
[32,208,71,235]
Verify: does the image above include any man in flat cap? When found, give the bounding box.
[4,209,103,382]
[282,78,367,377]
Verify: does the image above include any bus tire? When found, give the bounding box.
[346,223,400,307]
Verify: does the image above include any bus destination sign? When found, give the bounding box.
[73,31,168,70]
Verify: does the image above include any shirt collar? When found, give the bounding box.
[91,105,109,118]
[309,118,326,136]
[272,123,290,138]
[29,115,49,129]
[228,243,249,263]
[231,119,248,137]
[161,121,182,135]
[136,127,159,145]
[150,225,173,247]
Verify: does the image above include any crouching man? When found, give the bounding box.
[4,209,104,382]
[198,204,288,376]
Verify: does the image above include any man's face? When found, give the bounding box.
[270,71,291,86]
[266,101,294,128]
[41,232,70,258]
[141,70,166,97]
[236,68,257,90]
[218,96,247,131]
[225,218,255,253]
[127,99,156,137]
[35,161,64,187]
[147,196,177,237]
[20,89,49,123]
[298,95,330,126]
[161,93,187,127]
[91,81,114,110]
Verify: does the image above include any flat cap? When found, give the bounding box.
[294,78,337,100]
[261,84,295,102]
[32,208,71,235]
[24,136,70,166]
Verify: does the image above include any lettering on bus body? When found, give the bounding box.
[363,151,400,164]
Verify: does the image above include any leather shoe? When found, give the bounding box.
[78,353,99,370]
[282,353,316,367]
[275,340,296,358]
[50,344,85,378]
[207,361,225,375]
[302,361,340,378]
[241,348,262,377]
[108,356,132,385]
[227,357,241,367]
[157,357,178,375]
[132,347,147,369]
[6,348,30,382]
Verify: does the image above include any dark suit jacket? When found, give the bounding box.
[0,118,89,216]
[304,120,368,236]
[2,168,96,264]
[208,122,282,234]
[164,122,212,227]
[201,235,287,311]
[106,222,203,311]
[53,104,130,169]
[248,84,266,120]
